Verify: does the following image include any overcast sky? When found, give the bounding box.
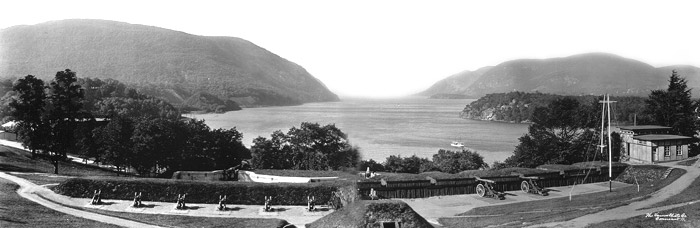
[2,0,699,98]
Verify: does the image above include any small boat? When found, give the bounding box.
[451,141,464,148]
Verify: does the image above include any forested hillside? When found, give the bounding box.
[460,92,647,124]
[0,19,339,110]
[422,53,700,98]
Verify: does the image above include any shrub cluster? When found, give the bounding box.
[55,177,357,206]
[362,149,489,175]
[615,165,669,184]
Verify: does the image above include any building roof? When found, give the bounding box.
[633,134,692,141]
[1,121,17,128]
[619,125,672,131]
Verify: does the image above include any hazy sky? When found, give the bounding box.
[2,0,699,98]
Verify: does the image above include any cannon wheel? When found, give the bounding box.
[521,181,530,193]
[476,184,486,197]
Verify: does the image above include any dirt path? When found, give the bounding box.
[533,160,700,228]
[0,172,164,228]
[0,171,332,227]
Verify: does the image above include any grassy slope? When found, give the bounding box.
[67,205,290,228]
[438,166,685,228]
[645,166,700,208]
[588,203,700,228]
[0,145,124,178]
[0,178,121,228]
[0,146,289,228]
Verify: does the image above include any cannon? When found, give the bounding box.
[307,195,315,212]
[474,177,505,200]
[176,194,187,209]
[218,195,227,211]
[132,192,143,207]
[520,175,549,196]
[264,196,273,212]
[91,189,102,205]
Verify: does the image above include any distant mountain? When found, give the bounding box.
[417,66,492,97]
[0,19,339,108]
[421,53,700,98]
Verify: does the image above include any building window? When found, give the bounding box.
[677,145,683,156]
[664,147,670,157]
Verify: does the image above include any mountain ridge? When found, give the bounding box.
[421,53,700,98]
[0,19,339,109]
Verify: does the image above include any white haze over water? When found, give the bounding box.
[192,98,530,164]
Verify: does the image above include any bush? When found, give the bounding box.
[432,149,489,173]
[54,177,357,206]
[614,165,670,184]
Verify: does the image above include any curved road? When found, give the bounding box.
[0,172,163,228]
[533,160,700,228]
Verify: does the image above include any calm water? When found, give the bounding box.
[191,97,529,164]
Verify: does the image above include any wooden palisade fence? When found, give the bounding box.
[357,166,627,199]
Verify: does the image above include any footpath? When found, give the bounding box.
[0,172,163,228]
[533,158,700,228]
[0,140,332,227]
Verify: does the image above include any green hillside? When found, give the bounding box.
[0,19,339,108]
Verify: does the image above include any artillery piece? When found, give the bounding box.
[218,195,227,211]
[520,175,549,196]
[474,177,505,200]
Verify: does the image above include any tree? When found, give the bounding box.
[505,97,598,168]
[382,155,433,174]
[130,118,177,176]
[45,69,88,174]
[9,75,48,158]
[95,116,134,173]
[251,131,293,169]
[208,127,250,170]
[287,122,348,170]
[96,97,180,120]
[251,122,359,170]
[432,149,489,173]
[644,70,697,136]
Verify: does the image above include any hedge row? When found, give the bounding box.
[55,177,356,205]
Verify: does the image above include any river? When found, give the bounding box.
[190,97,530,164]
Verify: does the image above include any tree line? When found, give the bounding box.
[8,70,249,176]
[461,91,649,124]
[502,70,698,168]
[357,149,489,174]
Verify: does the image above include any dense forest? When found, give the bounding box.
[5,70,250,176]
[4,70,361,176]
[460,92,648,124]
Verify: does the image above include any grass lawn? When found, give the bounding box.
[588,202,700,228]
[72,206,291,228]
[0,146,293,228]
[645,167,700,208]
[0,146,125,178]
[437,167,685,228]
[0,178,121,228]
